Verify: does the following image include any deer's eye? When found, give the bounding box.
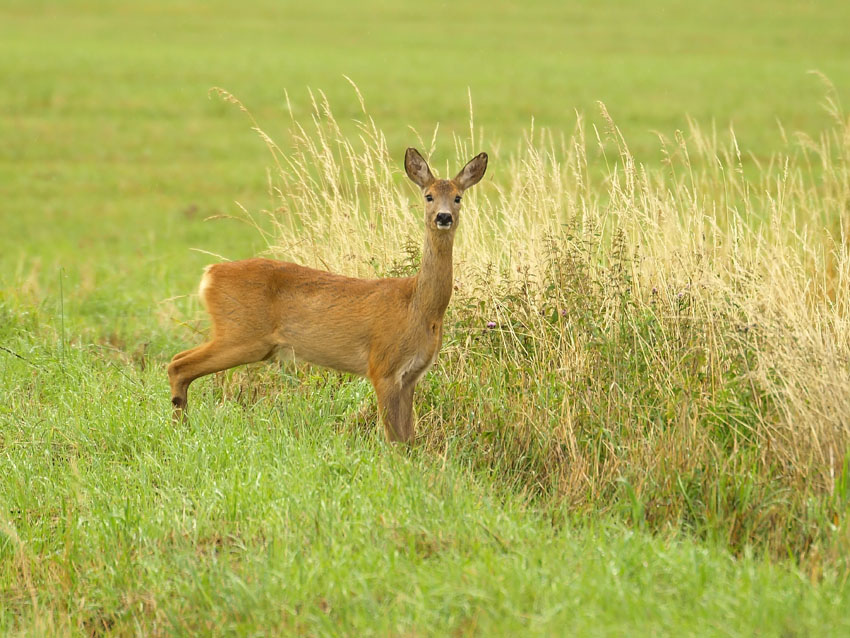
[425,194,434,202]
[455,196,462,204]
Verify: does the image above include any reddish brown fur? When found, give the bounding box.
[168,148,487,442]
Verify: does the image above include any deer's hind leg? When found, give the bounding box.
[168,338,275,419]
[169,343,204,364]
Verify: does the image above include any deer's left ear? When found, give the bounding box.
[455,152,488,191]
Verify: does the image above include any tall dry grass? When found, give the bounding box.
[214,84,850,561]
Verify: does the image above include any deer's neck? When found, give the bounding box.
[412,233,454,322]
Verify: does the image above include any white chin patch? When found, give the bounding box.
[436,222,452,230]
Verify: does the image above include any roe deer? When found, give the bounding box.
[168,148,488,442]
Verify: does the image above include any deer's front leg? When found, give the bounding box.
[372,376,416,443]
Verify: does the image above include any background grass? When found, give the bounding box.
[2,1,850,635]
[3,0,850,289]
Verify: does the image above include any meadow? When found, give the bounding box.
[3,0,850,635]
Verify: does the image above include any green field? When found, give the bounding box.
[3,1,850,635]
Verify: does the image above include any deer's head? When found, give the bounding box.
[404,148,488,238]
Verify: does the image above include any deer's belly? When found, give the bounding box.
[271,333,370,377]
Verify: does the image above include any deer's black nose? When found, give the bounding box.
[435,213,453,228]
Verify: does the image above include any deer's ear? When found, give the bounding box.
[455,152,488,191]
[405,148,435,189]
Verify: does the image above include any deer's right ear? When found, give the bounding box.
[404,148,435,189]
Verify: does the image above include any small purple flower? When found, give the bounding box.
[560,309,567,317]
[486,321,497,329]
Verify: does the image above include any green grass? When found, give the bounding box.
[2,331,849,636]
[3,0,850,635]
